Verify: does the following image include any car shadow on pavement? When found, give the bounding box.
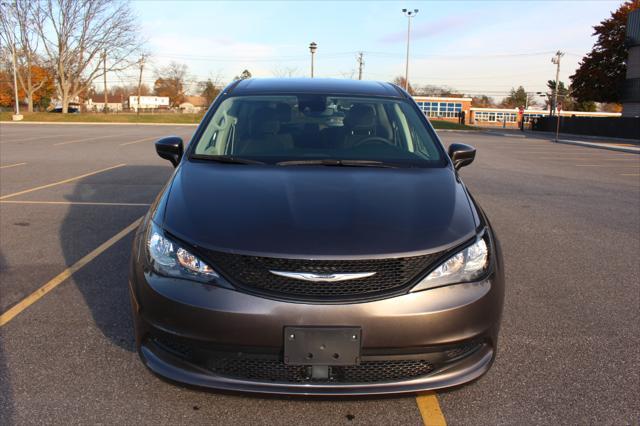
[0,251,15,422]
[59,165,172,353]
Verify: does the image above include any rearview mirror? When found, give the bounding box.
[155,136,184,167]
[448,143,476,170]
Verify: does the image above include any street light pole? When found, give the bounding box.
[2,1,21,119]
[10,33,20,118]
[309,42,317,78]
[402,8,418,92]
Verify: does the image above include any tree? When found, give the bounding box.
[34,0,141,113]
[0,66,25,107]
[199,79,221,107]
[546,80,571,110]
[573,99,597,112]
[412,84,464,97]
[599,103,623,112]
[471,95,495,108]
[391,76,415,95]
[29,65,55,110]
[108,83,149,98]
[570,1,639,103]
[154,62,189,107]
[0,0,48,112]
[500,86,533,108]
[272,66,298,78]
[234,69,252,80]
[543,80,597,111]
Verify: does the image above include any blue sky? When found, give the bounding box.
[126,0,622,99]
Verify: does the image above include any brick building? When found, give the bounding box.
[411,95,621,128]
[413,96,472,122]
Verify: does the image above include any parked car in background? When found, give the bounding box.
[50,106,80,113]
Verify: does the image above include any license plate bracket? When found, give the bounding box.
[284,327,361,366]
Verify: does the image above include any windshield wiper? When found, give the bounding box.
[191,155,265,165]
[276,159,399,168]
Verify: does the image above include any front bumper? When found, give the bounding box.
[129,249,504,394]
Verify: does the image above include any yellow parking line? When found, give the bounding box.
[620,173,640,176]
[0,217,142,327]
[0,162,27,169]
[53,133,127,146]
[0,163,126,200]
[416,392,447,426]
[0,200,149,206]
[119,136,158,146]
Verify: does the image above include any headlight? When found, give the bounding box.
[146,221,220,283]
[411,235,489,292]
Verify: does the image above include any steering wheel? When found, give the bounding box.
[350,136,390,149]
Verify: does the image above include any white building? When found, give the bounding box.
[129,96,170,112]
[179,96,208,113]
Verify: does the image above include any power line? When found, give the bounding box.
[145,49,582,62]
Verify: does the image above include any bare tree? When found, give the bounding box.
[339,69,355,80]
[198,73,224,107]
[153,62,189,107]
[34,0,141,113]
[271,66,298,78]
[0,0,48,112]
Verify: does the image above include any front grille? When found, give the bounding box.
[208,356,434,384]
[204,251,439,300]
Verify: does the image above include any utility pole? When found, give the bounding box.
[402,8,418,92]
[551,50,564,142]
[357,52,364,80]
[136,54,147,116]
[551,51,564,116]
[103,50,108,114]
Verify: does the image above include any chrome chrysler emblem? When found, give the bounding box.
[269,271,376,282]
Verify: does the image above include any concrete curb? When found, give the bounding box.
[483,131,526,138]
[0,121,198,127]
[531,130,639,144]
[555,139,640,154]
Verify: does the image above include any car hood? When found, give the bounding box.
[162,162,477,257]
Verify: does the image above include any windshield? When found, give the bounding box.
[192,95,444,167]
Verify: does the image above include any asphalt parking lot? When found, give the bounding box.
[0,123,638,425]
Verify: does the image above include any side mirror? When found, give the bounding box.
[448,143,476,170]
[155,136,184,167]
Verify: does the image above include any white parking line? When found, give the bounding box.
[0,164,126,200]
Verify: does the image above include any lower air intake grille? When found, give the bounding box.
[207,357,434,384]
[152,336,482,385]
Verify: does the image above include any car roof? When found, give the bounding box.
[229,78,405,98]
